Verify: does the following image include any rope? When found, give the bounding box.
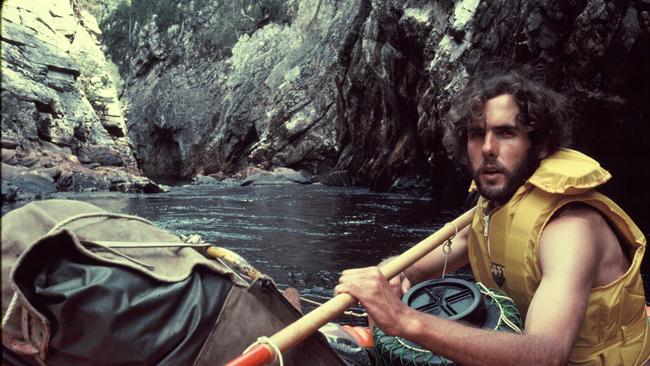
[1,293,19,327]
[285,292,368,318]
[440,222,458,279]
[244,336,284,366]
[47,212,157,235]
[476,282,522,333]
[45,212,164,270]
[81,241,155,270]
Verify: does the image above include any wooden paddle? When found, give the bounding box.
[223,206,477,366]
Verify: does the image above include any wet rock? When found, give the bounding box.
[388,174,431,196]
[1,138,18,149]
[109,178,166,193]
[9,171,57,200]
[129,180,166,194]
[56,170,110,192]
[208,171,226,181]
[1,149,17,164]
[320,170,356,187]
[241,167,311,186]
[1,182,18,203]
[37,167,63,181]
[191,174,220,185]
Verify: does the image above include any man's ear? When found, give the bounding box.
[536,141,550,159]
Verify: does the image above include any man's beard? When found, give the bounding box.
[471,150,540,205]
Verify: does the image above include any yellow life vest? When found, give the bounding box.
[467,148,650,365]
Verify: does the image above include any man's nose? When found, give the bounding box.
[481,132,497,157]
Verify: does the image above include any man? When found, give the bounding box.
[335,72,649,365]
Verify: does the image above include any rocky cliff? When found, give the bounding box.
[104,0,648,230]
[1,0,162,202]
[101,0,349,180]
[5,0,646,231]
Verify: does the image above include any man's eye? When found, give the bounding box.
[497,130,515,138]
[469,130,484,138]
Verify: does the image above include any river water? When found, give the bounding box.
[2,183,459,316]
[4,183,650,321]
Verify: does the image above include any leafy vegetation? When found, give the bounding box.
[99,0,292,71]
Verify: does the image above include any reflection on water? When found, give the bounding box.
[2,184,458,315]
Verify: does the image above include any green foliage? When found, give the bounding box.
[198,0,293,58]
[100,0,181,69]
[100,0,131,68]
[100,0,293,70]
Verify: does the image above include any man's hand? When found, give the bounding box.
[377,257,413,298]
[335,267,413,335]
[387,271,412,298]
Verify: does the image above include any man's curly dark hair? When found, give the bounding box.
[443,71,574,165]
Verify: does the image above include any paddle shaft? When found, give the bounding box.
[225,206,477,366]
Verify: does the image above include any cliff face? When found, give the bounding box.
[1,0,161,200]
[104,0,648,228]
[105,0,650,226]
[107,0,354,179]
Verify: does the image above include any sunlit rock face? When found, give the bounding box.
[108,0,351,180]
[1,0,161,200]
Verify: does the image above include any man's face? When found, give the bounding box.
[467,94,540,206]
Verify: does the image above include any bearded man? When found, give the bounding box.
[335,72,650,365]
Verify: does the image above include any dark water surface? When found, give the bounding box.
[4,183,650,319]
[3,184,457,311]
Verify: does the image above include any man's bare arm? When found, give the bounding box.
[336,210,601,365]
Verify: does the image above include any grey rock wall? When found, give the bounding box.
[104,0,648,230]
[111,0,357,179]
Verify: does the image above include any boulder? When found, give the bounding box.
[1,138,19,149]
[2,163,27,180]
[191,174,220,185]
[110,178,166,193]
[37,166,63,181]
[77,145,125,166]
[241,167,311,186]
[1,181,18,203]
[9,171,57,200]
[1,149,17,164]
[55,170,110,192]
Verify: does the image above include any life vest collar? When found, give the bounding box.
[468,148,611,195]
[527,148,611,195]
